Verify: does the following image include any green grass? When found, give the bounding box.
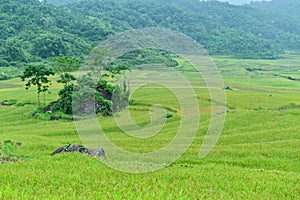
[0,55,300,199]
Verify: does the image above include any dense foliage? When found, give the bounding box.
[248,0,300,20]
[0,0,110,67]
[1,0,300,70]
[19,55,130,118]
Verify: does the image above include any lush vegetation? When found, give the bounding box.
[18,55,130,119]
[61,0,300,59]
[248,0,300,19]
[0,0,109,68]
[1,0,300,74]
[1,0,300,198]
[1,54,300,198]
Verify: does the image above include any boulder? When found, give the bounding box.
[86,147,106,159]
[223,86,233,90]
[51,144,106,159]
[50,115,61,121]
[44,100,60,114]
[16,142,22,146]
[1,100,8,105]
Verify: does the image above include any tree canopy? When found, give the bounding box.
[1,0,300,68]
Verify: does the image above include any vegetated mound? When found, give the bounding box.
[42,77,129,120]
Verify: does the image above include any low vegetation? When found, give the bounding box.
[0,54,299,198]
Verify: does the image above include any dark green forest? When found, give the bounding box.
[1,0,300,73]
[248,0,300,19]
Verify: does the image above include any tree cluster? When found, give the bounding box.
[58,0,300,59]
[20,55,130,118]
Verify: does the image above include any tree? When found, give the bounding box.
[52,55,79,87]
[111,78,130,113]
[20,65,55,108]
[31,34,67,59]
[52,56,79,114]
[3,38,27,63]
[52,55,81,74]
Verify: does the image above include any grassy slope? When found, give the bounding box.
[0,55,300,199]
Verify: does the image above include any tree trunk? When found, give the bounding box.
[37,92,41,108]
[44,92,46,105]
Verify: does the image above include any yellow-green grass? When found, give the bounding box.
[0,55,300,199]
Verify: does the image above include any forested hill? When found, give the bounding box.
[58,0,300,58]
[0,0,110,67]
[1,0,300,68]
[248,0,300,19]
[44,0,81,6]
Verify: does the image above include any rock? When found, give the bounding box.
[223,86,233,90]
[44,100,59,114]
[51,144,106,159]
[1,100,8,105]
[16,142,22,146]
[216,110,229,115]
[50,115,61,121]
[31,111,37,117]
[66,144,87,153]
[86,147,106,159]
[50,146,65,156]
[51,144,86,156]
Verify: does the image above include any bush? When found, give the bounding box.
[165,113,174,118]
[0,73,10,80]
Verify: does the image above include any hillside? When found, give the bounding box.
[61,0,300,58]
[0,0,112,67]
[248,0,300,19]
[1,0,300,69]
[44,0,81,6]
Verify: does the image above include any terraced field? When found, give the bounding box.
[0,55,299,199]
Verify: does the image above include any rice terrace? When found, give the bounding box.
[0,0,300,199]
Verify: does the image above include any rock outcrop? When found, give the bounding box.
[51,143,106,159]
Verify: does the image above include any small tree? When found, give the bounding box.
[111,78,130,113]
[20,65,55,108]
[52,55,80,74]
[52,56,79,114]
[52,55,80,87]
